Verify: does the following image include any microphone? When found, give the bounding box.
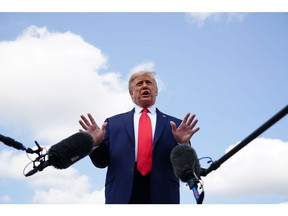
[25,132,94,176]
[170,144,204,204]
[48,132,94,169]
[0,134,27,151]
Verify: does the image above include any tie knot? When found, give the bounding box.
[142,108,149,114]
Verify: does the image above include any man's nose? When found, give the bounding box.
[143,81,149,87]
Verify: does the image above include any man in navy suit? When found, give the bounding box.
[79,71,200,204]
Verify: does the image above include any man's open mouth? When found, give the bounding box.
[142,90,150,96]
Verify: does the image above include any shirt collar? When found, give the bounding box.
[135,104,156,115]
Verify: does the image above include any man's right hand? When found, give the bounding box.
[79,113,107,146]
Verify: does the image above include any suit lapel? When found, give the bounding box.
[124,108,135,144]
[153,108,168,146]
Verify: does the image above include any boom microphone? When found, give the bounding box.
[0,134,27,151]
[48,132,94,169]
[25,132,94,176]
[170,144,201,181]
[170,144,204,204]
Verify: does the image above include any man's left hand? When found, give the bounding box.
[170,113,200,144]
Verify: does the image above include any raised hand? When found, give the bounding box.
[170,113,200,144]
[79,113,107,146]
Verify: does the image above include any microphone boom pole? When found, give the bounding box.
[201,104,288,177]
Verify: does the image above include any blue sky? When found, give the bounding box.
[0,11,287,206]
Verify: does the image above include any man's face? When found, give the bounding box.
[129,74,158,108]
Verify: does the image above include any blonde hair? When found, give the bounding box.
[128,71,157,92]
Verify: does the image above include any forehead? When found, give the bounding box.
[133,74,154,83]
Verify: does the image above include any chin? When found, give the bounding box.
[140,100,154,107]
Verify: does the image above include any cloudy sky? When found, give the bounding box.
[0,7,287,208]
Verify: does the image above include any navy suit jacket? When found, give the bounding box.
[89,108,182,204]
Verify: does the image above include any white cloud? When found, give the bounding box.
[129,61,155,75]
[0,148,105,203]
[0,195,11,204]
[227,13,247,23]
[0,25,134,144]
[0,150,27,179]
[185,13,221,27]
[0,25,133,203]
[32,187,105,204]
[185,12,246,28]
[202,138,288,199]
[29,168,105,204]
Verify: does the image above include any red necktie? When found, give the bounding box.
[137,108,152,176]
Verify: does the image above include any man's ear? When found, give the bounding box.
[129,90,134,99]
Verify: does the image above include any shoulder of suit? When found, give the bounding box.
[106,108,134,120]
[156,109,181,123]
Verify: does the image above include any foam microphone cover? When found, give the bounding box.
[170,144,201,182]
[48,132,94,169]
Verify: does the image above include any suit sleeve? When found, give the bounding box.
[89,119,110,168]
[89,142,109,168]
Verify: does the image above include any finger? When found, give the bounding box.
[189,118,198,130]
[181,113,191,125]
[79,120,88,130]
[187,114,196,126]
[80,115,91,127]
[191,127,200,135]
[88,113,97,125]
[102,122,108,132]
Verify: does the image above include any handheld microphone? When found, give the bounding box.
[170,144,204,204]
[25,132,94,176]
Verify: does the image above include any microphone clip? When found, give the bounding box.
[26,140,44,155]
[23,140,49,177]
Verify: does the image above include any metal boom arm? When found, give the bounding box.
[201,104,288,177]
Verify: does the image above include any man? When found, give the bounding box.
[79,71,200,204]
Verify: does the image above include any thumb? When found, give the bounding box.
[102,122,108,131]
[170,121,177,133]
